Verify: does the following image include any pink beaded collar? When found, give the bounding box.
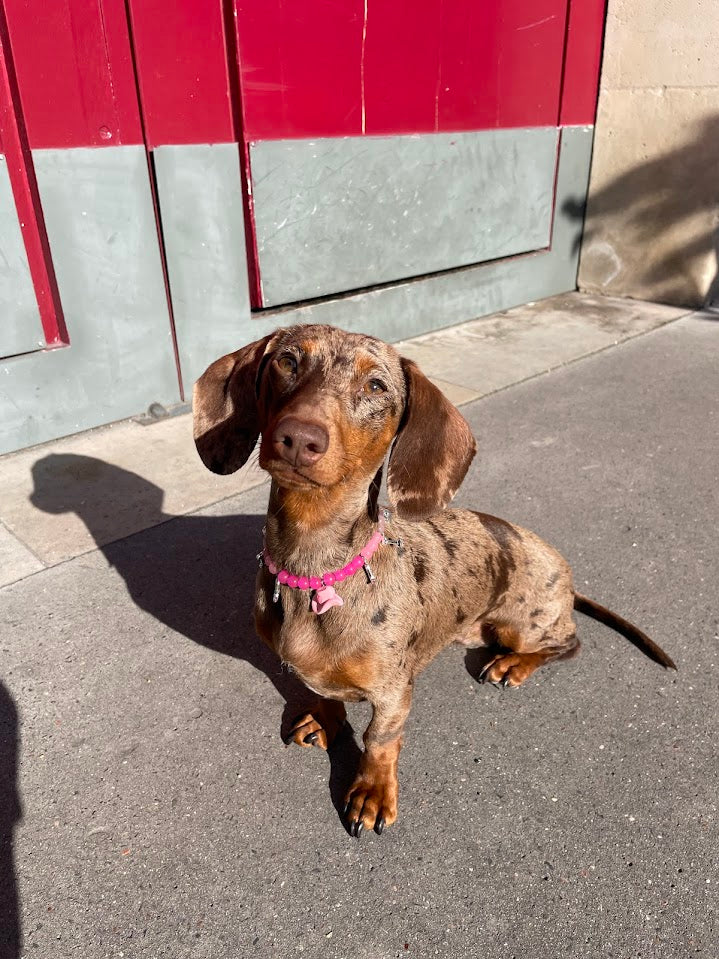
[261,510,401,614]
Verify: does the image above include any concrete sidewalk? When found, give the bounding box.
[1,294,717,958]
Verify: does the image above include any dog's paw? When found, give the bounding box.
[283,699,347,750]
[344,758,399,837]
[480,652,535,687]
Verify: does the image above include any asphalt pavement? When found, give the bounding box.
[1,307,717,958]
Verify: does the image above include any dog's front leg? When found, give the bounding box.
[283,698,348,750]
[344,684,413,836]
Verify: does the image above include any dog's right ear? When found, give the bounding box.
[193,333,277,474]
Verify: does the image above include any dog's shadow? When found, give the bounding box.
[29,453,361,827]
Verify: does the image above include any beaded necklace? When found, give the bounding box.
[260,510,401,614]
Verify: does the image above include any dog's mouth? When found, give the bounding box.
[261,458,327,490]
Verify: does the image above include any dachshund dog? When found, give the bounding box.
[193,324,675,837]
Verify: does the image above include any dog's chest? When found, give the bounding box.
[282,623,376,702]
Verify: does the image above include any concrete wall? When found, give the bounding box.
[578,0,719,307]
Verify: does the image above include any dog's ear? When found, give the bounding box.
[387,358,476,520]
[193,333,277,474]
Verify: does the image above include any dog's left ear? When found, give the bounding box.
[193,333,278,474]
[387,358,476,521]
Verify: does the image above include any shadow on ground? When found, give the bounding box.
[0,682,21,959]
[28,453,362,820]
[564,113,719,309]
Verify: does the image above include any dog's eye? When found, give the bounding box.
[363,379,386,396]
[276,354,297,375]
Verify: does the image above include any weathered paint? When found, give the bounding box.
[559,0,607,125]
[0,146,179,454]
[125,0,235,148]
[235,127,594,346]
[2,0,142,149]
[153,143,251,390]
[234,0,569,139]
[251,127,559,306]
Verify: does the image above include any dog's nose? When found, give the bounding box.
[272,416,329,468]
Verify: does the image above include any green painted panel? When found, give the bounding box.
[0,147,179,454]
[0,155,45,357]
[240,127,595,345]
[153,144,251,390]
[251,127,559,306]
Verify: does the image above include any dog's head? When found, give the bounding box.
[193,325,476,520]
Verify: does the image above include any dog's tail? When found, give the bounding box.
[573,592,677,670]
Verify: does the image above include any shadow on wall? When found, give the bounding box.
[0,682,21,959]
[564,114,719,309]
[28,453,362,825]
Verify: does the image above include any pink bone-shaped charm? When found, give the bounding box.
[311,585,344,615]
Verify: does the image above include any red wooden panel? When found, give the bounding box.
[234,0,570,140]
[234,0,363,140]
[559,0,606,125]
[0,4,67,345]
[125,0,235,147]
[2,0,141,149]
[434,1,571,131]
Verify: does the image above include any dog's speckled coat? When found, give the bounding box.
[194,325,675,836]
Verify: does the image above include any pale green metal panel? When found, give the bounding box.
[0,155,46,357]
[239,127,595,345]
[0,146,179,454]
[251,127,559,306]
[153,143,252,390]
